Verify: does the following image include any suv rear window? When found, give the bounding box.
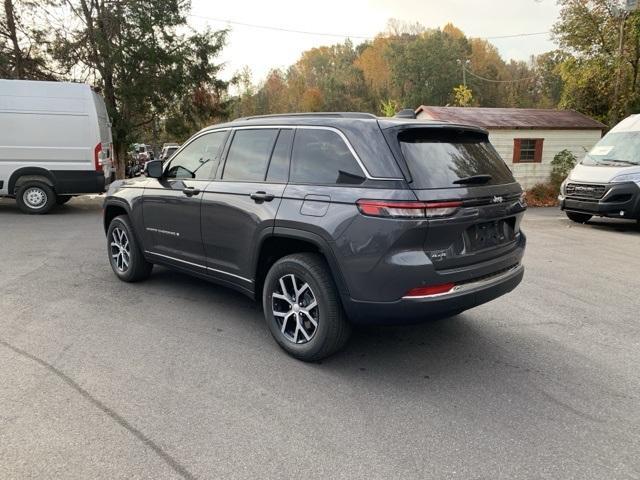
[397,129,514,189]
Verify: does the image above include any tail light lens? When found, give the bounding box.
[356,200,462,218]
[404,283,456,297]
[94,143,103,172]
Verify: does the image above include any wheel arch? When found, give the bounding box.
[103,199,132,232]
[254,228,350,300]
[9,168,56,194]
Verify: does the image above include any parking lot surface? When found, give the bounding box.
[1,197,639,480]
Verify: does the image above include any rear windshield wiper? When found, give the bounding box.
[453,174,492,185]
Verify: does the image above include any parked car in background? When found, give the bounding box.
[560,114,640,223]
[133,144,149,167]
[103,112,526,361]
[159,143,180,163]
[0,79,113,213]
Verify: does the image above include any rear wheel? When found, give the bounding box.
[15,182,56,214]
[107,215,153,282]
[262,253,351,361]
[566,212,592,223]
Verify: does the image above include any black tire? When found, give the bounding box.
[107,215,153,282]
[15,181,56,214]
[262,253,351,361]
[566,212,592,223]
[56,195,73,205]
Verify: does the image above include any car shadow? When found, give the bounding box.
[0,197,103,216]
[582,217,640,234]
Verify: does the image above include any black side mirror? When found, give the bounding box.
[146,160,163,179]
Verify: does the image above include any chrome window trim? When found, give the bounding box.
[203,124,403,181]
[145,250,253,284]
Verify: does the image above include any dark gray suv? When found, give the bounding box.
[103,113,526,361]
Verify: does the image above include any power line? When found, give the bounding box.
[188,14,373,39]
[188,14,551,42]
[464,67,538,83]
[483,31,549,40]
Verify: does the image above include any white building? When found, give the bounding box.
[415,106,606,189]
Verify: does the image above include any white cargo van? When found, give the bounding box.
[559,114,640,223]
[0,79,113,213]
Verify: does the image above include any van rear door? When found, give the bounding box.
[384,125,526,270]
[91,91,113,183]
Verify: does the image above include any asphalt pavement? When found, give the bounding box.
[1,196,639,479]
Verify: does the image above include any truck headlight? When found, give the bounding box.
[611,172,640,186]
[560,178,568,194]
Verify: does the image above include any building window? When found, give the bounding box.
[513,138,543,163]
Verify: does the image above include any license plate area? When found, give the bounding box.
[465,218,515,251]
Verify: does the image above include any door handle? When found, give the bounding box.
[182,186,201,197]
[250,191,275,203]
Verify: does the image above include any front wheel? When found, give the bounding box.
[262,253,351,362]
[107,215,153,282]
[566,212,592,223]
[15,182,56,214]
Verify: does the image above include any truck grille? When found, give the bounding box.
[565,183,606,200]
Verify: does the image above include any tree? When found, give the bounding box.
[52,0,229,177]
[452,84,473,106]
[553,0,640,124]
[387,26,471,107]
[379,98,399,116]
[0,0,55,79]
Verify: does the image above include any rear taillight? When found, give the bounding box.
[404,283,456,297]
[94,143,103,172]
[356,200,462,218]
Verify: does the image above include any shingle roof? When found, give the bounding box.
[415,106,606,130]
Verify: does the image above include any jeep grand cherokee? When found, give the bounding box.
[103,112,526,361]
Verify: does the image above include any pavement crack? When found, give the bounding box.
[0,337,196,480]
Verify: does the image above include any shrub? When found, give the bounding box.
[550,149,577,191]
[525,183,558,207]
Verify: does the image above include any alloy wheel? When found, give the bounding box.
[272,274,319,344]
[110,227,131,272]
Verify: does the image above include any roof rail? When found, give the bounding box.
[236,112,378,121]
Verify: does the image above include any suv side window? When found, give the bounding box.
[290,129,365,185]
[166,131,227,180]
[266,129,293,183]
[222,129,279,182]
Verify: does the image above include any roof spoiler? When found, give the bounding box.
[394,109,417,119]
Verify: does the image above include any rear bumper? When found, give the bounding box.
[51,170,108,194]
[560,182,640,220]
[342,263,524,325]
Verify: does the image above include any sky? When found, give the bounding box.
[189,0,562,83]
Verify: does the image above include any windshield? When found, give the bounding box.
[582,132,640,166]
[398,129,515,189]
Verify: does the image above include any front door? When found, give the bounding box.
[143,130,229,269]
[201,128,293,288]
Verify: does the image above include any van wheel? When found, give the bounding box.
[56,195,72,205]
[107,215,153,282]
[566,212,592,223]
[262,253,351,362]
[16,182,56,214]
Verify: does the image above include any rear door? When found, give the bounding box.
[142,130,228,268]
[388,126,526,270]
[91,90,114,183]
[201,128,292,287]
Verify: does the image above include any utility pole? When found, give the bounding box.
[611,1,638,124]
[457,59,470,87]
[612,11,628,124]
